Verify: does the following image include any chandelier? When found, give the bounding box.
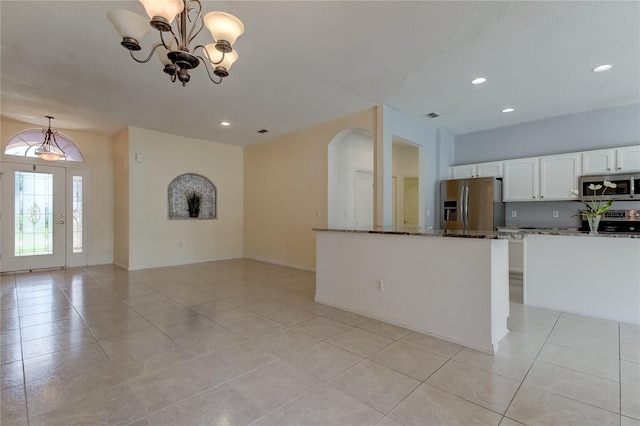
[35,116,66,161]
[108,0,244,87]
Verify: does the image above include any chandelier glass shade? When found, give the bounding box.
[34,116,66,161]
[107,0,244,86]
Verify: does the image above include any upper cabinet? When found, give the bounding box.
[476,161,503,178]
[503,158,539,201]
[450,164,475,179]
[581,149,615,174]
[616,146,640,172]
[539,153,580,200]
[450,161,503,179]
[582,146,640,174]
[503,153,579,201]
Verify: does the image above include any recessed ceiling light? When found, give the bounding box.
[220,121,230,126]
[471,77,487,85]
[502,108,515,113]
[592,64,612,73]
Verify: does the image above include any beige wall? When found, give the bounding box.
[112,128,129,269]
[1,116,114,265]
[125,127,243,270]
[244,108,376,271]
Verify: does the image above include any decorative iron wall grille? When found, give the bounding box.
[168,173,216,220]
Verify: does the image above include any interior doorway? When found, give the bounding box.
[403,177,419,228]
[354,170,374,228]
[392,139,420,229]
[327,129,374,228]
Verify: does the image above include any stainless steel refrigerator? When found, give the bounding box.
[440,177,504,231]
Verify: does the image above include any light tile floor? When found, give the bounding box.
[1,260,639,425]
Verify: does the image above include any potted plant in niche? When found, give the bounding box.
[186,191,201,218]
[570,180,617,233]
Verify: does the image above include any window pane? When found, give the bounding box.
[72,176,83,253]
[15,171,53,256]
[4,129,84,162]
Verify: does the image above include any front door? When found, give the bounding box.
[1,162,66,272]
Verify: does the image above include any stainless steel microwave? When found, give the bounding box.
[579,173,638,200]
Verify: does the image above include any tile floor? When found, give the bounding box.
[1,259,639,425]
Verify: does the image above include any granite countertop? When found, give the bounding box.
[313,227,640,239]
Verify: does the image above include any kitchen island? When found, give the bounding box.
[314,228,511,354]
[515,230,640,325]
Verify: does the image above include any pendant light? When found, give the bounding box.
[34,116,66,161]
[108,0,244,87]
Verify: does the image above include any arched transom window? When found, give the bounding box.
[4,129,84,162]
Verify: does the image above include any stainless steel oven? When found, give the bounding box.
[579,210,640,233]
[579,173,638,200]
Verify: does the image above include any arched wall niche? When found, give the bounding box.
[168,173,217,220]
[327,128,374,228]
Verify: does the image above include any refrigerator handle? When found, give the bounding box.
[464,186,470,230]
[459,185,465,230]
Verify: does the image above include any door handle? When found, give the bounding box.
[58,220,65,224]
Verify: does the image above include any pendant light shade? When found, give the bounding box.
[138,0,184,23]
[107,9,149,40]
[203,11,244,46]
[107,9,150,50]
[205,44,238,70]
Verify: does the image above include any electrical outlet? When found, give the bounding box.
[511,211,517,218]
[552,211,559,218]
[376,280,383,292]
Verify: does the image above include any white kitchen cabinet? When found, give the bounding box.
[503,158,539,201]
[504,154,579,201]
[450,161,503,179]
[582,146,640,174]
[540,153,580,200]
[476,161,503,177]
[582,149,615,174]
[450,164,475,179]
[616,145,640,172]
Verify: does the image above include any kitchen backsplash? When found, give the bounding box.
[504,200,640,228]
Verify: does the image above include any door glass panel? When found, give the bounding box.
[14,171,53,256]
[72,176,83,253]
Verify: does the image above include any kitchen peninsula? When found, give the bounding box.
[314,228,511,354]
[314,227,640,355]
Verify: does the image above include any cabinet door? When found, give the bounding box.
[540,154,580,200]
[582,149,614,174]
[476,161,503,177]
[450,165,475,179]
[616,145,640,172]
[503,158,539,201]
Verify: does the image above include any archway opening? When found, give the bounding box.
[327,129,374,229]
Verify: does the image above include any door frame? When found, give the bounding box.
[0,160,89,272]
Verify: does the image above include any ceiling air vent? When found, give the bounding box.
[257,129,269,134]
[425,112,440,119]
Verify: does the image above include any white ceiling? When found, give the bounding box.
[1,1,638,146]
